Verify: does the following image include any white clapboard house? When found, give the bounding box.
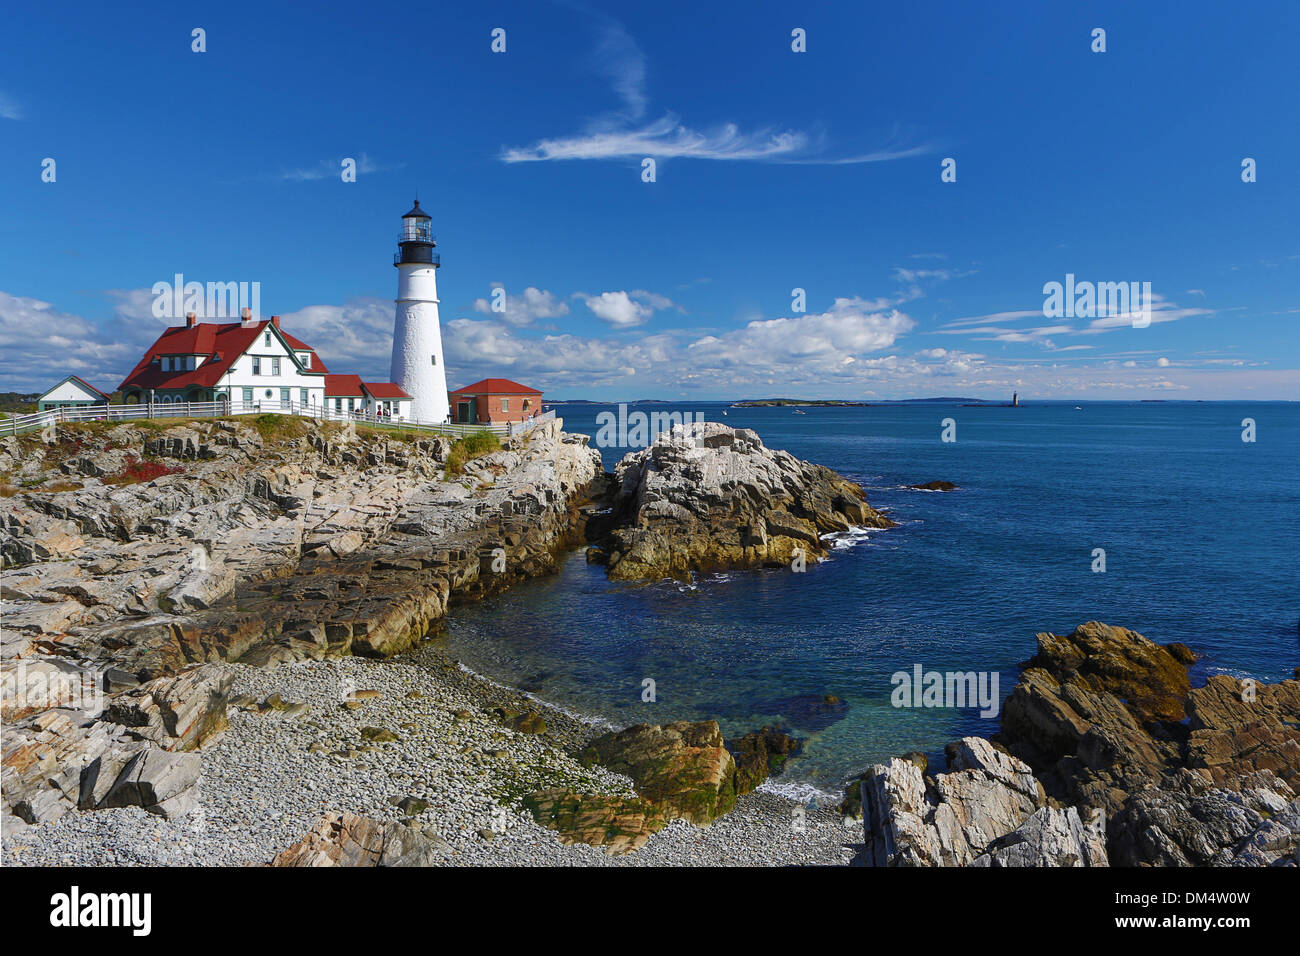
[37,376,112,411]
[116,312,412,419]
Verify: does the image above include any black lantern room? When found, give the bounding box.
[395,200,440,267]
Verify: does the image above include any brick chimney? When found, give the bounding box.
[271,315,281,329]
[240,307,252,327]
[186,312,197,328]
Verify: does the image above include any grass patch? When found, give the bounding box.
[444,430,501,476]
[246,414,309,441]
[355,424,426,444]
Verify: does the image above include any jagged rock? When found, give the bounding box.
[727,726,803,795]
[860,737,1045,866]
[270,812,448,866]
[102,664,232,751]
[62,448,130,478]
[98,748,201,818]
[598,423,893,580]
[1021,621,1190,723]
[1110,769,1300,866]
[908,480,958,491]
[3,710,124,823]
[1185,674,1300,790]
[522,790,667,856]
[971,806,1109,867]
[3,706,205,824]
[859,622,1300,868]
[840,753,926,819]
[999,622,1190,814]
[0,658,104,721]
[580,720,739,825]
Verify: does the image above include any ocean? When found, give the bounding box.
[439,401,1300,796]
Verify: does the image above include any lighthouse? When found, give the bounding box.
[390,200,450,423]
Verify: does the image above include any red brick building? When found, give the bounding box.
[448,378,542,425]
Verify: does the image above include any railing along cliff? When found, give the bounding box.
[0,401,557,440]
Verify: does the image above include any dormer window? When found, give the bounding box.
[298,352,311,368]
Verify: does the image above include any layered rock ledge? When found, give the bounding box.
[589,422,894,580]
[1,416,602,825]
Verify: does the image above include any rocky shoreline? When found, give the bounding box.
[2,418,1295,867]
[2,417,868,863]
[852,623,1300,867]
[3,649,856,867]
[586,422,894,580]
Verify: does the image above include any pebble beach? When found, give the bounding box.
[2,644,859,867]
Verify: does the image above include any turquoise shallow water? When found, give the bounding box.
[440,401,1300,793]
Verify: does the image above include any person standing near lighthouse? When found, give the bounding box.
[390,200,450,423]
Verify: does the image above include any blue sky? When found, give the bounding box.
[1,0,1297,399]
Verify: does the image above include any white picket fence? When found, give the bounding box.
[0,400,556,440]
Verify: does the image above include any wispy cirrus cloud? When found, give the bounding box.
[938,294,1213,345]
[264,153,402,182]
[501,19,930,166]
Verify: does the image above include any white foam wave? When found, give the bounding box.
[757,778,841,805]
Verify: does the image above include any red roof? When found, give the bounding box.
[118,320,329,392]
[324,374,365,396]
[449,377,542,396]
[362,382,411,399]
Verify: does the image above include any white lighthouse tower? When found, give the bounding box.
[390,200,450,423]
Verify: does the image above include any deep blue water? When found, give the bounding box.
[440,401,1300,794]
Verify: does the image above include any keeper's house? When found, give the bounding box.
[37,376,111,411]
[448,378,542,425]
[117,311,410,418]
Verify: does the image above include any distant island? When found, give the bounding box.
[734,396,1002,407]
[733,399,871,407]
[546,399,669,405]
[544,396,1026,407]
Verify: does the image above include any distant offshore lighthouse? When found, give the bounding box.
[389,200,450,423]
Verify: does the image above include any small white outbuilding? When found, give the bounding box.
[37,376,112,411]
